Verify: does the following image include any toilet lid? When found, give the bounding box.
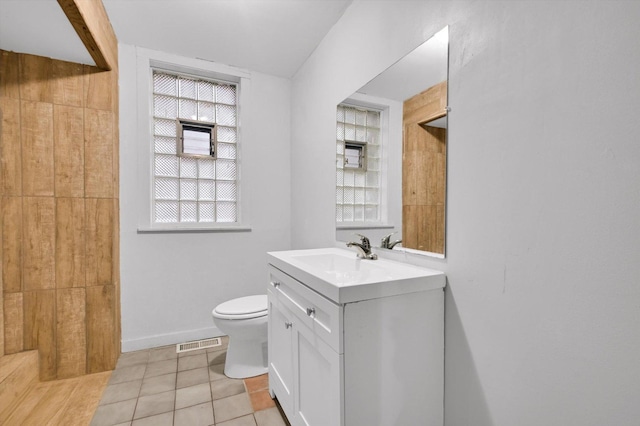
[214,295,267,317]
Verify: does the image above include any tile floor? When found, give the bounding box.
[91,337,289,426]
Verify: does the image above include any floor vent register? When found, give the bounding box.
[176,337,222,353]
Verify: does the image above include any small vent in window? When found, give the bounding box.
[176,337,222,353]
[177,119,216,158]
[344,140,367,171]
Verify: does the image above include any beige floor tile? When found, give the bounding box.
[177,366,210,389]
[218,414,257,426]
[149,346,178,362]
[254,407,288,426]
[174,401,215,426]
[209,362,227,381]
[99,380,142,405]
[208,349,227,366]
[133,390,175,419]
[175,382,212,410]
[97,339,288,426]
[140,372,176,396]
[213,392,253,423]
[178,352,208,371]
[178,347,208,358]
[211,377,246,400]
[116,351,150,369]
[131,411,174,426]
[91,399,137,426]
[144,359,177,378]
[109,364,146,385]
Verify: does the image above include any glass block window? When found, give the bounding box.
[152,70,238,224]
[336,104,381,223]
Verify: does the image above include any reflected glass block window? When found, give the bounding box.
[336,104,381,223]
[152,70,238,223]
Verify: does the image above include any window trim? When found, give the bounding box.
[135,47,252,232]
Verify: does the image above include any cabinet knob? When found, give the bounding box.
[285,322,292,329]
[306,307,315,317]
[272,281,280,288]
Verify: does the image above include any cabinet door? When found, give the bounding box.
[268,293,295,418]
[294,320,343,426]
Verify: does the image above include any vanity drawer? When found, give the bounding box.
[269,266,343,353]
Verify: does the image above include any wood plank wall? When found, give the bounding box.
[402,81,447,254]
[0,49,120,380]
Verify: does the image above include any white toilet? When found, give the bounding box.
[211,295,268,379]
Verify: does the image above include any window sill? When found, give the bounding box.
[137,223,252,233]
[336,223,394,230]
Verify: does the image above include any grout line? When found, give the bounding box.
[172,355,178,424]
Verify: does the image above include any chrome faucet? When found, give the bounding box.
[346,234,378,260]
[381,232,402,250]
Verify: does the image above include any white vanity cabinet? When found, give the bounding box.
[268,266,343,426]
[267,248,445,426]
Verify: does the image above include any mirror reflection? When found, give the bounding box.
[336,26,448,256]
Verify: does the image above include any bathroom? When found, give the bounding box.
[1,0,640,425]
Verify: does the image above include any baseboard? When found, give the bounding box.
[121,326,224,352]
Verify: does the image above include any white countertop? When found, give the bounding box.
[267,247,445,304]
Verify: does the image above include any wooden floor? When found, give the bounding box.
[3,370,111,426]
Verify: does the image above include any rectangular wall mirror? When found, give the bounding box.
[336,26,449,257]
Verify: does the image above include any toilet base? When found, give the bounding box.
[212,296,269,379]
[224,338,268,379]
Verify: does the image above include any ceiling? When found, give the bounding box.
[0,0,95,66]
[0,0,352,78]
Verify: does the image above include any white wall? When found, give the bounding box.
[119,44,291,351]
[291,1,640,425]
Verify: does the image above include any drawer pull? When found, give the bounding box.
[285,322,293,329]
[306,307,315,317]
[272,281,280,288]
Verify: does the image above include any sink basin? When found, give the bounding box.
[292,252,389,282]
[267,247,445,304]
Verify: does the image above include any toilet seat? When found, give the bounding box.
[213,295,268,320]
